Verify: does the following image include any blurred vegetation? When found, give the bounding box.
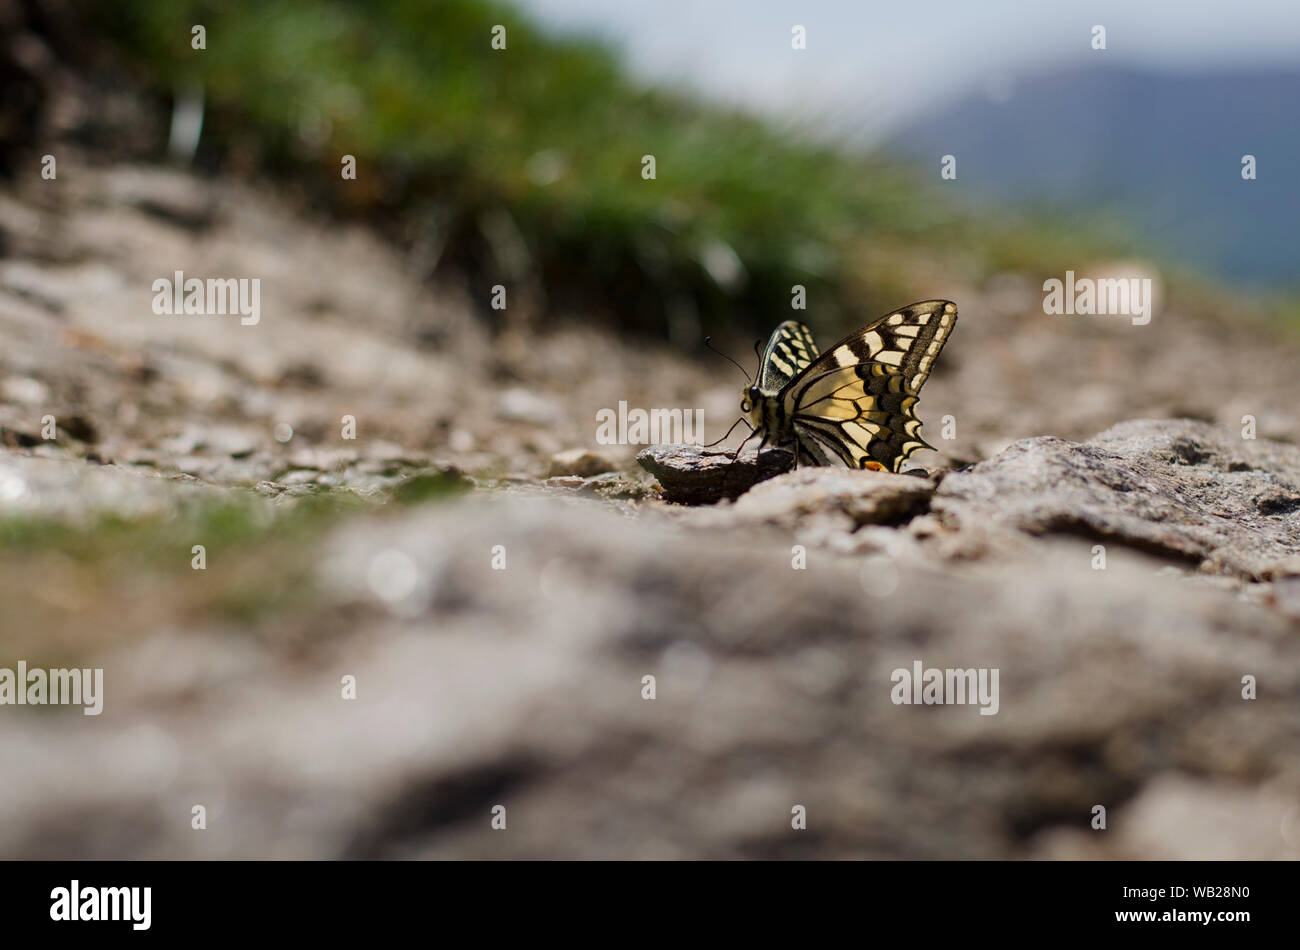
[81,0,1137,340]
[0,496,336,648]
[0,493,352,560]
[0,475,463,639]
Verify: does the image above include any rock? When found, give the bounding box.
[104,166,217,230]
[0,452,234,518]
[0,376,47,405]
[58,413,98,444]
[496,388,561,426]
[547,448,615,478]
[932,419,1300,579]
[4,493,1298,860]
[1267,575,1300,620]
[636,443,794,504]
[1037,776,1300,860]
[542,475,585,491]
[674,466,937,555]
[729,466,935,529]
[276,469,322,486]
[159,425,258,459]
[286,447,359,471]
[0,425,41,448]
[576,471,655,501]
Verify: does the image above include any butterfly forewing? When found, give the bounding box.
[780,300,957,472]
[757,320,820,393]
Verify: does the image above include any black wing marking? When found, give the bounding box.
[757,320,820,393]
[782,300,957,471]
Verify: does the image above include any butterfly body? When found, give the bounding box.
[740,300,957,473]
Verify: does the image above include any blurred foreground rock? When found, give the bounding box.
[2,419,1299,859]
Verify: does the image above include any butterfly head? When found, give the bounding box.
[740,384,762,423]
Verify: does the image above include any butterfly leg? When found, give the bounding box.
[700,415,752,448]
[719,425,765,495]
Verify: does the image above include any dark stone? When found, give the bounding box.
[636,443,793,504]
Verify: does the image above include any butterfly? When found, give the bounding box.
[738,300,957,472]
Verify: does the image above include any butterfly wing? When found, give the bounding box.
[781,300,957,471]
[757,320,820,393]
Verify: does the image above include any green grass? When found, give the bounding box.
[0,475,462,587]
[0,494,356,561]
[0,489,409,637]
[84,0,1136,341]
[390,470,472,505]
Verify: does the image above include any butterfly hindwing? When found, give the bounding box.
[757,320,820,393]
[787,364,929,469]
[781,300,957,472]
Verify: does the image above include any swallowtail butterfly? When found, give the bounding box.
[740,300,957,472]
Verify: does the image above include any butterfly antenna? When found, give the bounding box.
[704,336,751,381]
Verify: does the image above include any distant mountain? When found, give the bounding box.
[887,65,1300,290]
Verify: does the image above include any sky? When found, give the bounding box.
[516,0,1300,140]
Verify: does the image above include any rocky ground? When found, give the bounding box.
[1,159,1298,859]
